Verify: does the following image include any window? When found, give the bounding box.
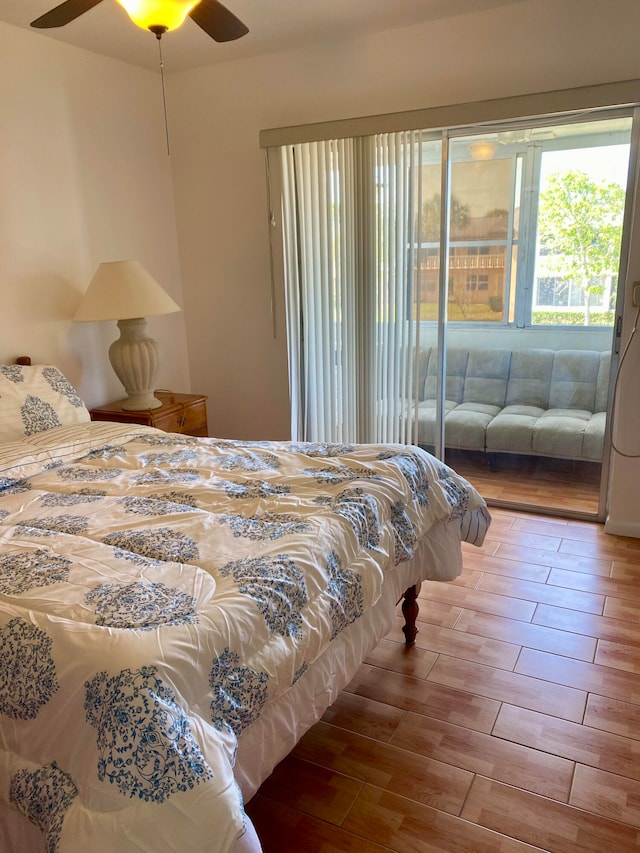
[412,116,632,328]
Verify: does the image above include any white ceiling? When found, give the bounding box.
[0,0,529,73]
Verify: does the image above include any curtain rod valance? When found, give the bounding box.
[259,78,640,148]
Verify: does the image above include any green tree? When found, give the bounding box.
[419,193,470,241]
[537,170,625,325]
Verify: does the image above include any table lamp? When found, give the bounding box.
[74,260,181,410]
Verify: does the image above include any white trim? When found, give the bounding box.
[604,515,640,538]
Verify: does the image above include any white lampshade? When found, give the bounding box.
[74,260,180,322]
[74,260,181,411]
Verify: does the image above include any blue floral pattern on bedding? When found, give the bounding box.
[379,449,431,506]
[220,479,291,499]
[0,478,31,495]
[119,496,195,516]
[155,489,199,506]
[220,511,311,541]
[390,501,418,565]
[134,468,200,485]
[0,364,24,382]
[219,554,308,637]
[85,581,197,630]
[217,451,280,472]
[439,465,471,518]
[16,515,89,537]
[102,527,199,563]
[42,367,85,409]
[0,618,58,719]
[0,549,71,594]
[21,395,62,436]
[84,665,213,803]
[209,648,269,736]
[315,487,382,550]
[39,489,106,507]
[10,761,78,853]
[84,445,126,460]
[326,551,365,639]
[57,466,121,482]
[289,442,355,457]
[140,449,198,466]
[302,464,380,485]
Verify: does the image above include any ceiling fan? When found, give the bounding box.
[30,0,249,42]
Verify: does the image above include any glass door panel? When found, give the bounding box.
[439,114,632,519]
[410,137,442,450]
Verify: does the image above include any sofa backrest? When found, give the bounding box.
[595,351,611,413]
[505,348,554,408]
[549,349,602,412]
[422,348,469,403]
[419,346,610,413]
[463,349,511,407]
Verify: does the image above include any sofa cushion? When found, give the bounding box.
[532,408,591,458]
[485,405,547,454]
[463,349,511,408]
[583,411,608,461]
[415,399,459,446]
[549,350,600,411]
[505,349,554,408]
[443,403,502,451]
[594,352,611,413]
[423,348,468,404]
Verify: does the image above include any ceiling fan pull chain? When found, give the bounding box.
[155,30,170,156]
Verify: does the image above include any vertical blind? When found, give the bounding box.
[280,131,425,445]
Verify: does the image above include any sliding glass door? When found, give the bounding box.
[271,98,638,521]
[432,114,632,518]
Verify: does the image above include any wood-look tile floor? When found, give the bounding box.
[246,508,640,852]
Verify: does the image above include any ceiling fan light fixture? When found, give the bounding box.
[115,0,201,32]
[468,140,497,161]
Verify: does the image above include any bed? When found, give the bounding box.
[0,361,491,853]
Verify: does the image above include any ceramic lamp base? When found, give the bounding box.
[109,317,163,411]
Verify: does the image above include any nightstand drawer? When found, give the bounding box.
[90,392,208,437]
[152,397,208,435]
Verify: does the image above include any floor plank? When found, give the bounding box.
[461,776,640,851]
[342,785,545,852]
[291,721,473,814]
[493,703,640,782]
[570,764,640,829]
[391,711,574,801]
[453,609,597,661]
[426,654,588,721]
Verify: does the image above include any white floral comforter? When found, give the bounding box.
[0,422,490,852]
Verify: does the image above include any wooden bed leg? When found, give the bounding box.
[401,582,421,645]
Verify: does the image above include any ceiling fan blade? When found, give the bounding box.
[31,0,104,28]
[189,0,249,42]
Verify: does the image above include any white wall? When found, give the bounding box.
[167,0,640,532]
[0,22,190,407]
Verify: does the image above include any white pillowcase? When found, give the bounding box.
[0,364,90,443]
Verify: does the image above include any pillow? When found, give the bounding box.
[0,364,90,442]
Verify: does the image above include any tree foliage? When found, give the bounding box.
[537,170,625,324]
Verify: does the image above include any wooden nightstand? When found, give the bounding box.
[90,392,208,437]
